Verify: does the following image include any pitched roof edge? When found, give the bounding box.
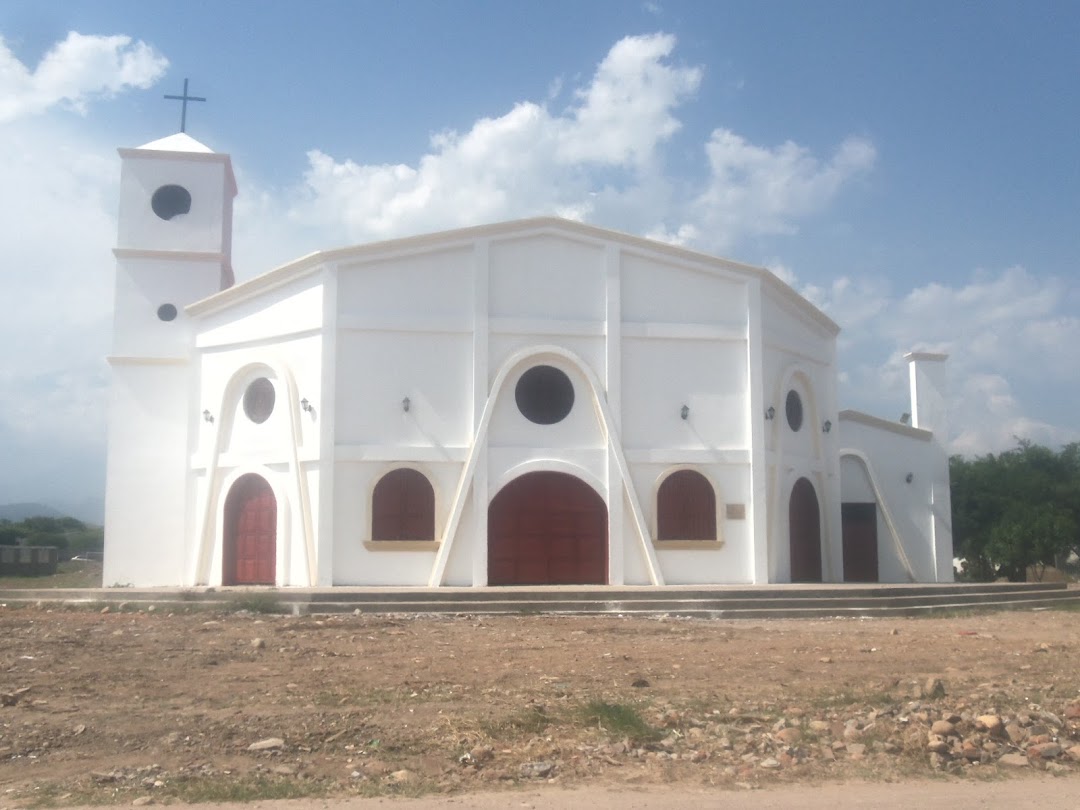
[185,217,838,333]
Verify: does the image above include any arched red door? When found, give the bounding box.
[789,477,822,583]
[224,474,276,585]
[488,471,607,585]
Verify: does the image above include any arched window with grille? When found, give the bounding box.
[657,469,717,541]
[371,469,436,542]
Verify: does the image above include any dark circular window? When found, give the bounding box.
[157,303,177,322]
[786,389,803,432]
[151,184,192,220]
[243,377,276,424]
[515,365,574,425]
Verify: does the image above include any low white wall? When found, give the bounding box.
[838,413,951,583]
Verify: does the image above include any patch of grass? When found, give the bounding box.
[0,560,103,589]
[808,689,896,712]
[580,699,660,743]
[224,592,291,615]
[167,775,329,803]
[482,705,552,738]
[314,687,401,707]
[20,782,107,809]
[352,776,440,799]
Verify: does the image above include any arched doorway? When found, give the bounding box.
[223,474,277,585]
[789,477,822,583]
[488,471,607,585]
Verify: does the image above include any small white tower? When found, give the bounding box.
[905,351,953,582]
[103,132,237,586]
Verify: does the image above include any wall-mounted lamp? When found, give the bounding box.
[822,419,832,434]
[402,396,411,413]
[905,472,914,484]
[900,412,911,425]
[202,409,214,423]
[765,406,776,420]
[680,404,690,420]
[301,397,313,413]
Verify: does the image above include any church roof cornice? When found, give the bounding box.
[838,409,932,441]
[185,217,839,334]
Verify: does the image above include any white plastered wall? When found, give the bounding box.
[103,360,192,586]
[325,227,766,586]
[838,415,942,582]
[759,287,841,583]
[332,245,476,585]
[187,275,327,587]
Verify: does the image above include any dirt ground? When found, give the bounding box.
[1,603,1078,807]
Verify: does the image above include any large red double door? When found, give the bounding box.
[488,471,608,585]
[223,474,277,585]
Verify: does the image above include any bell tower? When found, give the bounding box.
[103,130,237,586]
[111,132,236,357]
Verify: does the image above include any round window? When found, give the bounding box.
[515,365,574,425]
[157,303,177,322]
[243,378,276,424]
[151,184,192,220]
[786,389,803,432]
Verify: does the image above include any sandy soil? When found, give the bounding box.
[1,605,1078,807]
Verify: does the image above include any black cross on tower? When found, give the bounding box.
[164,78,206,133]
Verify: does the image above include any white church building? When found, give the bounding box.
[103,133,953,588]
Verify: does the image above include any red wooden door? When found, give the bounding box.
[789,477,822,583]
[488,471,607,585]
[224,474,276,585]
[842,502,879,582]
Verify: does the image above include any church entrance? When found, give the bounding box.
[223,474,277,585]
[842,502,879,582]
[789,477,822,583]
[488,471,607,585]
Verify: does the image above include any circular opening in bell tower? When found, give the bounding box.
[151,184,192,220]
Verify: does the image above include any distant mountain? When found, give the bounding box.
[0,502,66,521]
[53,496,105,525]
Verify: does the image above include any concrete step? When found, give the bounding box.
[302,590,1080,617]
[1,581,1065,604]
[1,582,1075,618]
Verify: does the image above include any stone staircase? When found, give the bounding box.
[2,581,1077,618]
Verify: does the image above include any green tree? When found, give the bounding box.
[0,524,22,546]
[986,504,1076,582]
[951,441,1080,581]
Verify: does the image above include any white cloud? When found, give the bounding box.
[284,34,701,243]
[0,32,168,123]
[559,33,700,168]
[276,33,864,255]
[0,120,114,488]
[888,267,1080,378]
[683,132,876,251]
[808,265,1080,456]
[0,31,165,508]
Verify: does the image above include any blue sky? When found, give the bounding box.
[1,1,1078,520]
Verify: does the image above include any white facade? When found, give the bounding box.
[103,134,954,588]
